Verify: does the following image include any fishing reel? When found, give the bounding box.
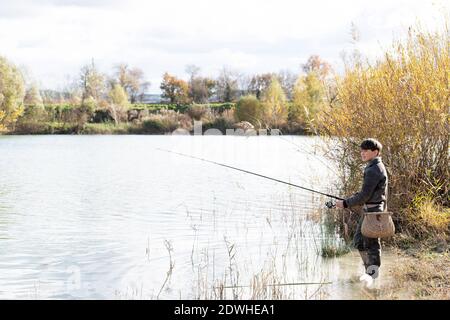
[325,200,336,209]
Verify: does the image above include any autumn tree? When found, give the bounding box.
[290,55,333,128]
[115,64,150,103]
[290,72,327,127]
[24,84,43,107]
[109,83,128,106]
[160,72,190,104]
[302,55,331,80]
[248,73,275,99]
[0,56,25,132]
[15,83,49,132]
[108,84,129,124]
[261,77,288,128]
[79,60,105,104]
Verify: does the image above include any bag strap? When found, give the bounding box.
[384,186,388,212]
[364,211,393,216]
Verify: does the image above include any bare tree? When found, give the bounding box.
[302,55,332,80]
[185,64,201,80]
[115,63,149,103]
[184,65,216,103]
[79,60,105,102]
[189,77,216,103]
[62,75,82,104]
[236,73,253,96]
[277,70,297,101]
[216,67,239,102]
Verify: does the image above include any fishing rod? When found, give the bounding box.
[156,148,344,201]
[234,110,341,177]
[218,281,332,289]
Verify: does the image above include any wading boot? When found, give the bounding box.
[358,251,370,270]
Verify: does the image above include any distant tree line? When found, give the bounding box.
[0,54,334,133]
[159,55,334,129]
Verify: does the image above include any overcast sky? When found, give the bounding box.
[0,0,447,93]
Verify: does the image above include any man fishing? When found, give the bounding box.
[335,138,388,283]
[159,139,388,285]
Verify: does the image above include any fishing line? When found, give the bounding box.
[234,110,340,176]
[157,148,344,200]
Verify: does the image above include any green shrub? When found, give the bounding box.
[14,105,48,133]
[202,116,235,134]
[321,239,351,258]
[140,117,178,133]
[130,103,235,114]
[235,95,262,126]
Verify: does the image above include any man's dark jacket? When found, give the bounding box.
[344,157,388,208]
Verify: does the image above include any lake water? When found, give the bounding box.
[0,135,400,299]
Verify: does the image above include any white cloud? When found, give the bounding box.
[0,0,447,93]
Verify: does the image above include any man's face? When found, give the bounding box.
[360,148,379,162]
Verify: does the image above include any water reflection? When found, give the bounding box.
[0,135,397,299]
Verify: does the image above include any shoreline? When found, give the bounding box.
[371,236,450,300]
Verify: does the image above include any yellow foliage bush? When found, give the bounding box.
[0,56,25,132]
[261,77,288,128]
[291,72,327,129]
[317,24,449,237]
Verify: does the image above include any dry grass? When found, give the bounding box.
[412,197,450,234]
[140,110,192,133]
[388,250,450,299]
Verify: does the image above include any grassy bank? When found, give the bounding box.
[391,250,449,299]
[372,243,449,300]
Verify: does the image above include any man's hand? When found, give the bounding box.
[336,200,344,208]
